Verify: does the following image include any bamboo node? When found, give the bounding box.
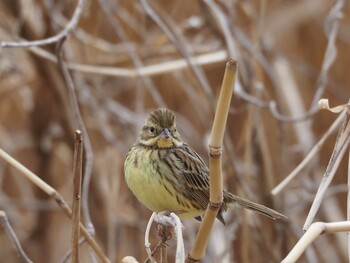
[209,201,223,211]
[186,254,200,263]
[208,146,222,158]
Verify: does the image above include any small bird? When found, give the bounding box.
[124,108,287,224]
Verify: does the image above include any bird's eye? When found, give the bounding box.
[173,128,177,132]
[149,126,156,133]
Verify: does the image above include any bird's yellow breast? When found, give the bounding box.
[124,146,202,218]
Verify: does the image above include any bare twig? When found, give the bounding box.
[272,110,345,195]
[160,242,167,263]
[60,238,86,263]
[303,105,350,230]
[139,0,214,106]
[1,0,85,47]
[144,213,157,263]
[56,37,96,243]
[269,101,319,122]
[28,44,227,77]
[310,0,344,106]
[0,148,110,263]
[71,130,83,263]
[97,0,166,108]
[282,221,350,263]
[201,0,237,59]
[144,212,184,263]
[155,213,185,263]
[0,211,33,263]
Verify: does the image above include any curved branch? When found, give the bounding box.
[1,0,85,48]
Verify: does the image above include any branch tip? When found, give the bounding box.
[226,58,237,68]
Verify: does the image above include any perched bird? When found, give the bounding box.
[124,108,287,224]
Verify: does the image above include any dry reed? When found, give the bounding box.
[0,1,349,262]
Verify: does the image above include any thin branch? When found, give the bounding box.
[0,211,33,263]
[97,0,166,107]
[235,82,320,123]
[143,212,185,263]
[71,130,83,263]
[303,106,350,230]
[0,149,55,195]
[139,0,214,105]
[282,221,350,263]
[310,0,344,106]
[28,45,228,77]
[154,213,185,263]
[1,0,85,47]
[0,148,110,263]
[56,37,96,239]
[269,101,319,122]
[272,109,345,195]
[144,213,157,263]
[201,0,237,59]
[60,238,86,263]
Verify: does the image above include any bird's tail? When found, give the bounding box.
[224,192,288,222]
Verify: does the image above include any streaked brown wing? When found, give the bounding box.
[168,143,210,210]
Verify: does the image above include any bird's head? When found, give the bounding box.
[139,108,183,148]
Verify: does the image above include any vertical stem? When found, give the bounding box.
[71,130,83,263]
[186,59,237,262]
[0,148,110,263]
[161,243,167,263]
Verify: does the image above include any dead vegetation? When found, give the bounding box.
[1,0,350,262]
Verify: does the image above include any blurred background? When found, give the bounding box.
[0,0,350,262]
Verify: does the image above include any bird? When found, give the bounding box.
[124,108,287,224]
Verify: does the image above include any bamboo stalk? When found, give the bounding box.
[186,59,237,262]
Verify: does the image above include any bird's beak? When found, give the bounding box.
[161,128,171,139]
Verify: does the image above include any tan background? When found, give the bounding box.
[0,0,350,262]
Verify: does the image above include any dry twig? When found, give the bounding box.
[0,211,33,263]
[303,103,350,230]
[143,212,184,263]
[56,37,96,247]
[272,110,345,195]
[282,221,350,263]
[140,0,214,106]
[0,148,110,263]
[1,0,85,47]
[97,0,166,108]
[71,130,83,263]
[28,45,227,77]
